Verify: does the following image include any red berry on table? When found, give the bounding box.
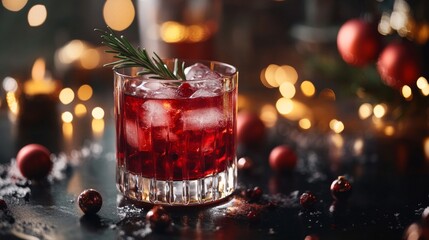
[330,176,352,201]
[245,186,263,203]
[269,145,297,172]
[299,191,317,209]
[146,205,171,231]
[237,111,266,147]
[78,189,103,215]
[337,18,381,67]
[377,41,421,89]
[16,144,53,180]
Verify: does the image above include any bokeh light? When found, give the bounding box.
[92,107,105,120]
[103,0,135,31]
[300,80,315,97]
[160,21,187,43]
[61,111,73,123]
[384,125,395,136]
[417,77,428,89]
[401,85,412,100]
[329,119,345,133]
[358,103,373,119]
[59,88,75,105]
[298,118,311,130]
[62,122,73,140]
[77,84,93,101]
[279,82,296,99]
[28,4,47,27]
[74,104,87,117]
[373,104,387,118]
[265,64,280,88]
[260,104,278,128]
[280,65,298,84]
[57,40,86,64]
[80,49,100,69]
[6,92,18,115]
[2,76,18,92]
[2,0,27,12]
[276,97,293,115]
[92,119,105,136]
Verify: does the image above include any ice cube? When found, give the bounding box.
[137,82,164,92]
[125,120,138,148]
[182,107,225,130]
[125,120,151,150]
[190,89,218,98]
[184,63,222,80]
[135,82,177,99]
[141,100,170,127]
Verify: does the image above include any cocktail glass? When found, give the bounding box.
[114,59,238,206]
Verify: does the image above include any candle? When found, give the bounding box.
[18,58,60,129]
[23,58,58,95]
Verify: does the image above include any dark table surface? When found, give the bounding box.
[0,89,428,240]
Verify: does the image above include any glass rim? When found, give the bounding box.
[113,58,237,82]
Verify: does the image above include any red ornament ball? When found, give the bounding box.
[78,189,103,215]
[16,144,53,180]
[377,41,421,89]
[269,145,297,172]
[337,18,381,66]
[146,205,171,231]
[237,111,266,147]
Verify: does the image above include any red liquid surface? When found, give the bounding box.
[116,85,236,181]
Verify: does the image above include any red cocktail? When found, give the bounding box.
[114,60,238,205]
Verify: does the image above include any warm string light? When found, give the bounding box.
[359,103,373,120]
[329,119,345,134]
[28,4,47,27]
[159,21,213,43]
[2,0,27,12]
[298,118,311,130]
[103,0,135,31]
[259,104,277,128]
[59,88,75,105]
[58,84,102,138]
[377,0,429,43]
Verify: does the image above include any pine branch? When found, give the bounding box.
[95,27,186,80]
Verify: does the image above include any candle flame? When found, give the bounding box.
[31,58,46,81]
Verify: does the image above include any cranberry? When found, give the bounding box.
[78,189,103,214]
[177,82,195,97]
[0,199,7,210]
[269,145,297,173]
[330,176,352,201]
[299,191,317,209]
[16,144,53,180]
[245,186,263,203]
[146,205,171,231]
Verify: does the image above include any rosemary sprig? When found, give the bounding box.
[95,27,186,80]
